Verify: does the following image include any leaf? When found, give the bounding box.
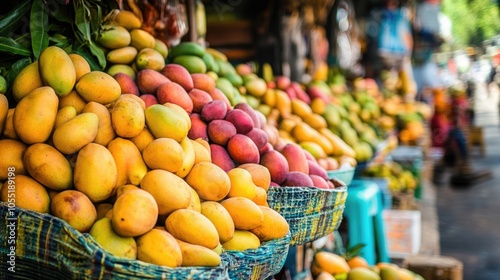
[5,57,31,91]
[73,47,102,71]
[0,37,31,56]
[30,0,49,59]
[88,42,107,70]
[0,0,31,37]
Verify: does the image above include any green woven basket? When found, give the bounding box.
[0,204,228,279]
[222,232,290,280]
[266,186,347,246]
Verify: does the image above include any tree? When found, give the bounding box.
[442,0,500,47]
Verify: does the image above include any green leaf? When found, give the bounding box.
[0,0,31,37]
[73,47,102,71]
[0,37,31,56]
[5,57,31,92]
[30,0,50,59]
[88,42,107,70]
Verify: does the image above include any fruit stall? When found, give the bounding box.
[0,1,433,280]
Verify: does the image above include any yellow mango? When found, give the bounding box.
[144,104,190,142]
[176,239,221,267]
[200,201,235,243]
[313,251,351,275]
[82,101,116,146]
[275,89,292,118]
[135,48,165,71]
[292,123,333,155]
[130,29,155,51]
[54,106,77,128]
[291,99,312,118]
[0,94,8,132]
[154,39,169,59]
[2,108,18,140]
[13,86,58,144]
[97,24,131,49]
[118,94,146,110]
[129,127,154,152]
[106,46,138,65]
[107,64,136,80]
[107,137,148,187]
[165,209,219,249]
[191,138,212,164]
[187,187,201,212]
[319,128,356,158]
[140,169,192,216]
[222,230,260,251]
[0,175,50,213]
[50,190,97,233]
[111,188,158,237]
[89,217,137,259]
[226,168,257,200]
[114,10,142,30]
[74,143,117,203]
[115,184,139,199]
[220,197,264,230]
[250,206,289,242]
[110,96,145,138]
[52,112,98,154]
[12,61,43,101]
[69,53,91,82]
[58,90,87,113]
[76,71,121,105]
[0,139,27,180]
[310,98,327,115]
[185,162,231,201]
[303,113,328,130]
[136,228,182,267]
[23,143,73,191]
[142,137,184,173]
[39,46,76,97]
[175,137,195,178]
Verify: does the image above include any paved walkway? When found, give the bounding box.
[435,83,500,280]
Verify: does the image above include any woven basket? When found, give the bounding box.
[266,186,347,245]
[0,204,228,279]
[222,233,290,280]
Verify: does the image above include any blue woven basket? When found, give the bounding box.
[0,204,228,279]
[266,186,347,245]
[327,166,356,186]
[222,233,290,280]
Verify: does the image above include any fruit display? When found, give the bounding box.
[362,161,419,194]
[310,251,424,280]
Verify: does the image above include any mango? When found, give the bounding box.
[136,69,170,95]
[202,52,219,73]
[238,163,271,191]
[227,168,257,199]
[76,71,121,105]
[186,162,231,201]
[165,209,219,249]
[89,217,137,259]
[175,137,196,178]
[110,96,145,138]
[291,99,312,118]
[74,143,117,202]
[142,138,183,172]
[114,10,142,30]
[192,73,216,93]
[169,42,205,59]
[154,39,169,58]
[205,47,227,62]
[320,128,356,158]
[260,150,289,185]
[59,90,87,113]
[227,134,260,165]
[315,272,336,280]
[188,88,213,114]
[135,48,165,71]
[54,106,77,129]
[173,55,207,74]
[113,73,139,96]
[187,113,208,140]
[52,112,98,154]
[207,119,237,146]
[245,78,267,97]
[156,81,193,113]
[96,203,114,220]
[221,197,263,230]
[252,187,269,207]
[2,108,18,140]
[280,142,309,174]
[130,127,154,152]
[250,206,289,241]
[225,73,243,87]
[12,61,43,101]
[107,64,136,79]
[215,77,234,102]
[245,128,268,151]
[136,228,182,267]
[224,108,254,134]
[145,104,190,142]
[208,87,232,110]
[112,189,158,237]
[0,175,50,213]
[107,137,147,186]
[209,143,235,172]
[310,175,330,189]
[308,160,328,180]
[82,102,116,146]
[293,123,333,155]
[118,92,146,110]
[68,53,91,82]
[160,64,194,91]
[24,143,73,191]
[140,169,192,216]
[176,239,221,267]
[13,86,58,144]
[222,230,260,251]
[348,267,381,280]
[0,94,8,132]
[201,100,227,122]
[379,266,398,280]
[130,28,155,50]
[51,190,97,232]
[233,103,260,128]
[106,46,138,64]
[97,24,131,49]
[187,187,202,212]
[303,113,328,130]
[200,201,235,243]
[283,171,314,187]
[115,184,140,199]
[0,139,27,180]
[38,46,76,97]
[313,251,351,275]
